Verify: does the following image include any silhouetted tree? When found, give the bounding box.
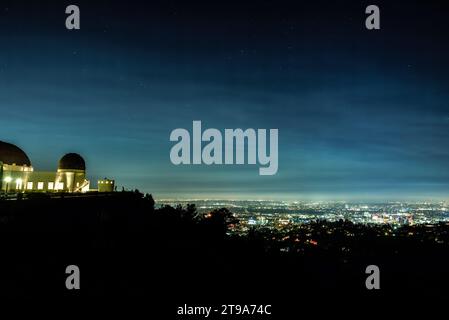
[144,193,155,211]
[201,208,239,240]
[183,204,199,222]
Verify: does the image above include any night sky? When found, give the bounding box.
[1,0,449,200]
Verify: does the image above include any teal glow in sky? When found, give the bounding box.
[1,1,449,200]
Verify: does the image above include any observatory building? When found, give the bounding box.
[0,140,115,193]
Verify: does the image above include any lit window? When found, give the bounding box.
[76,182,80,187]
[16,178,23,190]
[37,182,44,190]
[27,182,33,190]
[48,182,54,190]
[56,182,64,190]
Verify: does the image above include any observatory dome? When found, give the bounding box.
[0,141,32,166]
[58,153,86,171]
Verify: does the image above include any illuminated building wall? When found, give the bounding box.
[0,141,108,193]
[98,178,115,192]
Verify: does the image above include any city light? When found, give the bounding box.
[4,176,12,183]
[158,199,449,233]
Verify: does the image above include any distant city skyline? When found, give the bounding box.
[157,199,449,228]
[1,1,449,200]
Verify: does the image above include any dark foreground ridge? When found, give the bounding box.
[1,192,448,305]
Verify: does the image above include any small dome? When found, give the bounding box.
[0,141,31,166]
[59,153,85,171]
